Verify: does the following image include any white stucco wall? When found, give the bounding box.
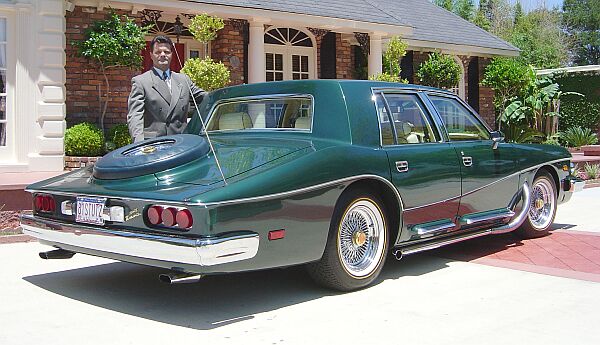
[0,0,65,172]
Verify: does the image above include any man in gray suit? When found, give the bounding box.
[127,35,206,142]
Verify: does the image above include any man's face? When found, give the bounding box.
[151,42,172,71]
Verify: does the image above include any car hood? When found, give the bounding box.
[27,137,314,202]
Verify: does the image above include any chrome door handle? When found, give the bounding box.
[462,156,473,167]
[395,161,409,173]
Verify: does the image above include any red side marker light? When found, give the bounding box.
[268,229,286,241]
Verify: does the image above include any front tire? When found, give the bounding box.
[515,172,557,239]
[307,188,389,291]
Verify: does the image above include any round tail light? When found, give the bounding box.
[176,209,193,229]
[147,206,163,225]
[161,207,177,227]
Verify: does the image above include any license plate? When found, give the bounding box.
[76,197,107,225]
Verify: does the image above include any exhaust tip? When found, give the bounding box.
[392,249,403,261]
[159,272,203,284]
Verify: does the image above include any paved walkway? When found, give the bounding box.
[436,187,600,282]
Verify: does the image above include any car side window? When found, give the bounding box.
[429,95,490,141]
[375,93,438,146]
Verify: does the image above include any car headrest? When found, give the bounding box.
[396,121,413,136]
[294,117,311,129]
[219,112,252,130]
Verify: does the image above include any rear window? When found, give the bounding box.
[206,96,313,132]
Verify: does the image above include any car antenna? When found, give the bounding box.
[171,43,228,186]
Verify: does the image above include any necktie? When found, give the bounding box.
[163,71,171,92]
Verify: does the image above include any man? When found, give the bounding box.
[127,35,206,142]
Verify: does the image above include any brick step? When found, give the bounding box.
[0,171,65,212]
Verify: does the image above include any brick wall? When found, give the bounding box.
[65,7,247,130]
[211,20,246,86]
[336,34,353,79]
[478,58,495,129]
[65,6,141,128]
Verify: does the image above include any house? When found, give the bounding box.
[0,0,519,173]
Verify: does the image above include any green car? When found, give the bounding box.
[21,80,583,291]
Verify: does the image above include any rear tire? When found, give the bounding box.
[515,172,557,239]
[307,188,389,291]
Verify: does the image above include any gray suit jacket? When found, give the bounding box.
[127,69,206,142]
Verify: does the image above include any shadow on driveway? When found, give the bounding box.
[22,254,449,330]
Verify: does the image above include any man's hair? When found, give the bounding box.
[150,35,173,51]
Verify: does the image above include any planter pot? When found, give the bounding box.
[567,147,582,154]
[64,156,101,171]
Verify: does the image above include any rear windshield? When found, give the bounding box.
[206,96,313,132]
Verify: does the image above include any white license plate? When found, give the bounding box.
[76,197,107,225]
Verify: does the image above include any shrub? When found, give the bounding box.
[107,124,132,150]
[64,123,105,157]
[560,126,599,148]
[416,52,461,89]
[181,57,230,91]
[584,163,600,180]
[543,134,562,146]
[369,73,407,83]
[558,100,600,132]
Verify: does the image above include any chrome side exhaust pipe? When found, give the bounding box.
[159,272,203,284]
[491,182,531,234]
[39,249,76,259]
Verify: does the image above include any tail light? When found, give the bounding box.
[147,206,163,225]
[34,194,55,213]
[176,209,193,229]
[145,205,193,230]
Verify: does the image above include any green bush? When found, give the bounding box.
[181,57,230,91]
[65,123,105,157]
[107,124,132,150]
[559,100,600,132]
[560,126,599,148]
[416,52,461,89]
[369,72,407,83]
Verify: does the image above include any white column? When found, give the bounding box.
[248,21,265,83]
[368,34,383,77]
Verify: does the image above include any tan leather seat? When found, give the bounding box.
[218,112,252,130]
[294,117,311,129]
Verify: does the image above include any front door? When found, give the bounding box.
[264,27,315,81]
[375,91,462,243]
[427,94,519,222]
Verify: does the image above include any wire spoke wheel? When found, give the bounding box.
[528,177,556,231]
[337,199,386,278]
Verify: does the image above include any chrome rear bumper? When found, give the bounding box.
[20,214,259,266]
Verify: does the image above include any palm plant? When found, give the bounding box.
[560,126,599,148]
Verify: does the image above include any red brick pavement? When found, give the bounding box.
[434,230,600,282]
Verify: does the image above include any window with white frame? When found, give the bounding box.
[264,27,315,81]
[0,18,7,147]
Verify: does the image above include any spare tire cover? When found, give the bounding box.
[93,134,210,180]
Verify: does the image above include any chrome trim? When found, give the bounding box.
[20,214,259,266]
[199,174,405,209]
[462,156,473,167]
[461,210,515,225]
[413,221,456,235]
[26,174,404,209]
[570,180,585,193]
[395,160,409,173]
[396,229,491,256]
[404,194,461,212]
[203,93,315,134]
[491,182,531,234]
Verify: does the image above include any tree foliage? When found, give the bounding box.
[181,58,230,91]
[188,14,225,44]
[563,0,600,65]
[73,13,148,133]
[371,36,408,83]
[416,52,461,89]
[181,14,230,92]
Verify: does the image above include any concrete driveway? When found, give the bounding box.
[1,189,599,345]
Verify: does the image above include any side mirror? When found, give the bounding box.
[490,131,504,150]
